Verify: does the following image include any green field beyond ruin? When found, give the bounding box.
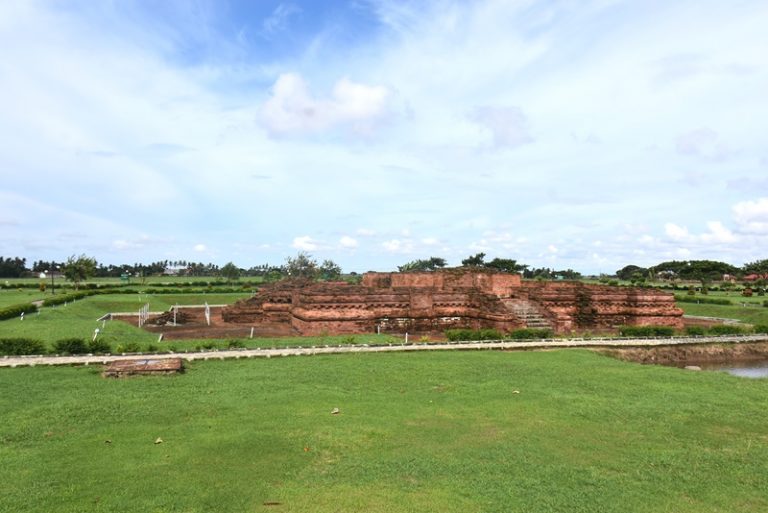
[1,350,767,513]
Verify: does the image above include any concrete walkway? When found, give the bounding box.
[2,334,767,368]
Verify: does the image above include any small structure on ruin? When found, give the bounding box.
[222,269,683,335]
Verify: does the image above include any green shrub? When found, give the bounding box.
[0,303,38,320]
[753,324,768,334]
[619,326,676,337]
[87,339,111,354]
[478,328,503,340]
[445,329,477,341]
[763,300,768,308]
[53,338,89,355]
[0,338,46,356]
[508,328,553,340]
[707,325,745,336]
[227,339,245,349]
[684,326,707,336]
[115,342,141,353]
[675,295,732,305]
[146,344,158,352]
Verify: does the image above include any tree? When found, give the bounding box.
[220,262,240,283]
[285,252,318,279]
[0,257,27,278]
[743,259,768,275]
[461,252,486,267]
[398,257,447,272]
[485,258,526,273]
[319,260,342,280]
[616,265,647,281]
[62,254,97,290]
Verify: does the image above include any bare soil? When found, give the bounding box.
[118,307,296,340]
[598,342,768,365]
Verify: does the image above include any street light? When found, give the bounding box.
[48,265,59,295]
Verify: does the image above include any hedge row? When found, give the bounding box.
[140,287,254,294]
[0,338,46,355]
[42,290,99,307]
[444,328,553,341]
[619,326,676,337]
[0,303,38,321]
[675,295,732,305]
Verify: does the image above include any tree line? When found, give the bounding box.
[615,259,768,285]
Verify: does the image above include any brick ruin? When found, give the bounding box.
[221,269,683,336]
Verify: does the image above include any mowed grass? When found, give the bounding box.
[0,293,251,349]
[678,302,768,325]
[1,350,767,513]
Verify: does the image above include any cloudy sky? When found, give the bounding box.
[1,0,767,273]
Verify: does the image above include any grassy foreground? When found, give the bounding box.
[1,350,767,513]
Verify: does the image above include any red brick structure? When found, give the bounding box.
[222,269,682,336]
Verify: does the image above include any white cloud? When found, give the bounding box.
[675,128,730,161]
[664,221,736,244]
[733,197,768,234]
[700,221,736,243]
[262,3,301,34]
[292,236,318,251]
[382,239,413,253]
[339,235,358,248]
[469,106,533,148]
[261,73,390,135]
[356,228,376,236]
[194,244,207,252]
[665,223,689,240]
[421,237,439,245]
[547,244,558,253]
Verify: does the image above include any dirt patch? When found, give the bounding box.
[116,307,296,340]
[598,342,768,366]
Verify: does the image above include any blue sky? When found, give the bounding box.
[1,0,767,273]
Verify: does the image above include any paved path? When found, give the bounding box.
[2,334,767,368]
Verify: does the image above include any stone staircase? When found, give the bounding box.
[502,299,553,329]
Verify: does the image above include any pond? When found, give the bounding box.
[677,359,768,379]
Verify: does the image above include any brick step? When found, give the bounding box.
[501,299,553,330]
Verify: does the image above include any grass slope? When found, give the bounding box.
[1,350,766,513]
[0,293,250,348]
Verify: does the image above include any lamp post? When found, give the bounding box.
[49,265,59,295]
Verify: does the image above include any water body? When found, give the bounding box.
[693,360,768,379]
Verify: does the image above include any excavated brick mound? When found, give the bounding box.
[221,270,683,336]
[120,307,297,340]
[149,310,193,326]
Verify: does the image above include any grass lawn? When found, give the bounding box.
[678,302,768,326]
[0,288,46,308]
[0,293,250,350]
[1,350,766,513]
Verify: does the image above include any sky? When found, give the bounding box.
[1,0,767,274]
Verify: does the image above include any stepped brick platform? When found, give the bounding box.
[222,270,683,336]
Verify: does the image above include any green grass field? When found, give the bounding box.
[1,350,766,513]
[678,301,768,326]
[0,293,250,350]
